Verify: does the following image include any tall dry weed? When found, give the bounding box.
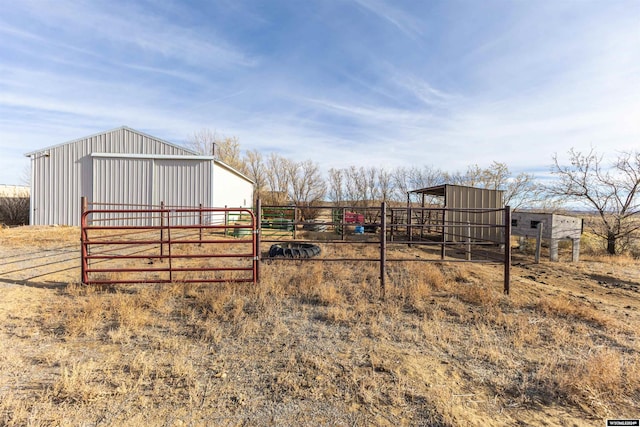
[51,359,105,404]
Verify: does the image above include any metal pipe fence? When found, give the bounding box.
[258,200,511,295]
[80,198,511,294]
[81,199,257,286]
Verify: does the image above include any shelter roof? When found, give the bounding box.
[409,184,503,197]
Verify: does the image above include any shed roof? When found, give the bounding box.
[410,184,503,197]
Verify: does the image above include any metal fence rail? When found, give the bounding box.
[258,200,511,295]
[79,198,511,295]
[81,200,257,285]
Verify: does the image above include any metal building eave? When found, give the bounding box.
[409,184,447,197]
[91,152,214,161]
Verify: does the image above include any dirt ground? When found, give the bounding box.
[1,226,639,426]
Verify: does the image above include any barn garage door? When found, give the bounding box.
[91,155,212,225]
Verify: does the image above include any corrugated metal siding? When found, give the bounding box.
[444,186,503,243]
[92,157,153,226]
[93,157,153,206]
[154,159,213,225]
[30,127,195,226]
[92,157,214,226]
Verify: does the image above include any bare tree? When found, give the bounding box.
[377,168,394,203]
[502,171,540,210]
[327,168,344,205]
[548,148,640,255]
[394,166,445,204]
[186,128,217,155]
[343,166,362,205]
[286,160,326,219]
[263,153,291,205]
[187,128,245,172]
[244,149,266,204]
[446,162,539,210]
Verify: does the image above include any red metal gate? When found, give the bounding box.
[81,205,257,285]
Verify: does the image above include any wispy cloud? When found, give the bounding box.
[0,0,638,186]
[351,0,424,38]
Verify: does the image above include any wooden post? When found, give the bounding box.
[380,202,387,300]
[535,222,543,264]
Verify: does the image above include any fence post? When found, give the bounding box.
[160,201,165,263]
[440,208,446,259]
[293,206,298,240]
[167,209,172,283]
[535,222,543,264]
[504,206,511,295]
[380,202,387,300]
[466,221,472,261]
[198,203,203,246]
[407,206,412,246]
[224,205,228,236]
[80,196,88,284]
[256,199,261,284]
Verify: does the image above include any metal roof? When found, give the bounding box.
[409,184,503,197]
[24,126,199,157]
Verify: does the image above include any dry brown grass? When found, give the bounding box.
[0,226,639,425]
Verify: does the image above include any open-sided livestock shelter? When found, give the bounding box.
[25,127,253,226]
[409,184,504,243]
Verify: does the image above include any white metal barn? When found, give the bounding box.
[25,127,254,226]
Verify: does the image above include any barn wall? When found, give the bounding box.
[91,154,215,226]
[153,159,213,208]
[92,157,154,206]
[212,163,253,210]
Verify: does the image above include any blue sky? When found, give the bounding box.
[1,0,638,185]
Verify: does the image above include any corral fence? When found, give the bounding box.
[80,198,258,285]
[80,198,512,294]
[257,200,511,295]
